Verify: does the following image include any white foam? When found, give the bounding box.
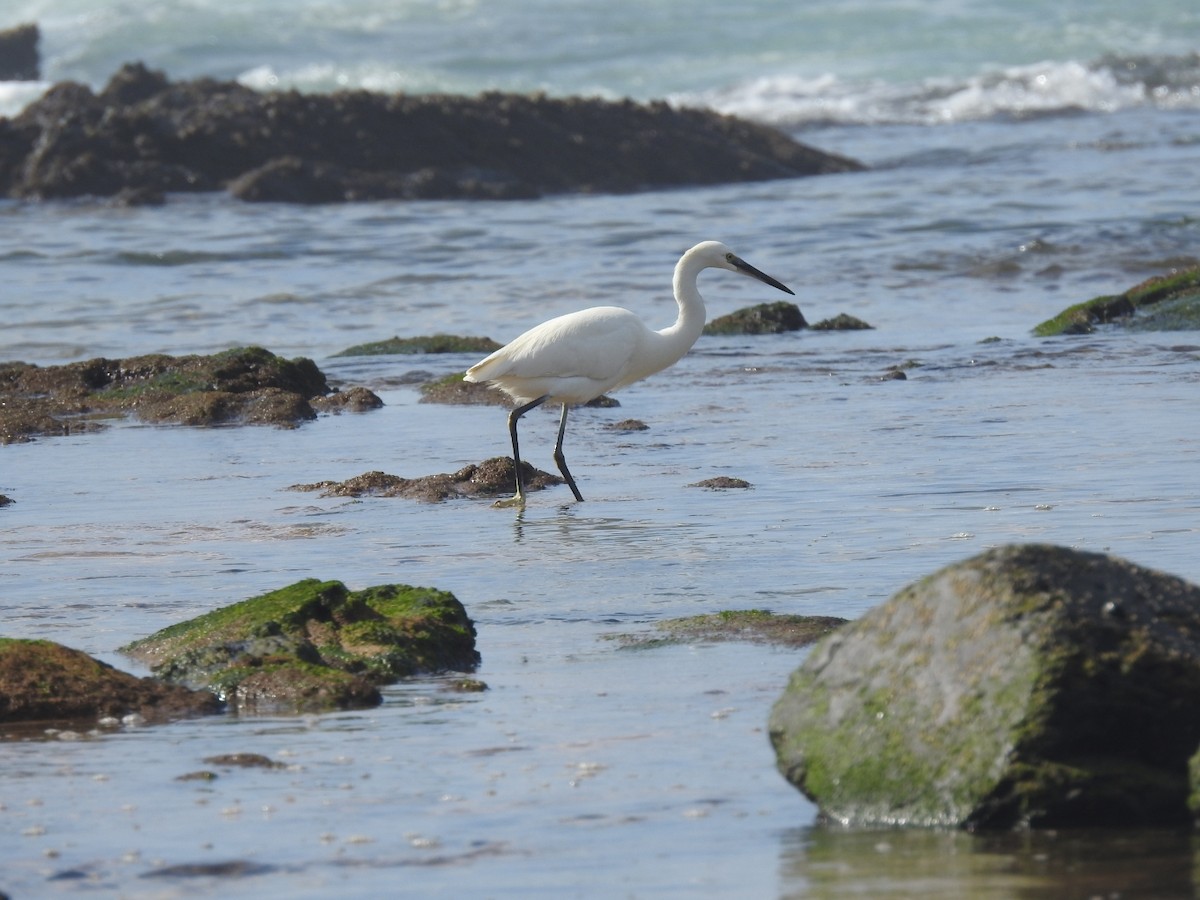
[675,58,1191,127]
[0,81,51,118]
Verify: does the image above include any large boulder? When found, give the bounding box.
[0,62,865,204]
[770,544,1200,829]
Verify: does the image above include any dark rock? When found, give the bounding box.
[688,476,752,490]
[613,610,847,649]
[141,860,276,879]
[770,544,1200,829]
[607,419,648,431]
[121,578,479,713]
[0,638,221,724]
[1,63,865,203]
[810,313,874,330]
[309,385,385,413]
[332,334,503,357]
[202,752,287,769]
[704,300,807,335]
[0,24,39,81]
[0,346,379,443]
[290,457,564,502]
[1034,264,1200,335]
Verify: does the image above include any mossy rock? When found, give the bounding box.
[0,638,221,725]
[704,300,807,335]
[810,313,873,331]
[121,579,479,712]
[770,544,1200,829]
[1033,264,1200,335]
[614,610,847,649]
[0,346,380,443]
[332,334,502,357]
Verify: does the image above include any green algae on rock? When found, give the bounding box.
[333,334,502,357]
[810,313,874,331]
[1033,264,1200,335]
[769,544,1200,829]
[121,579,479,713]
[0,346,381,443]
[703,301,808,335]
[0,638,221,725]
[614,610,846,650]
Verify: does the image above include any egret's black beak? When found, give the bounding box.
[731,255,795,295]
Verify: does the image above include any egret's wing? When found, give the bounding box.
[467,307,643,387]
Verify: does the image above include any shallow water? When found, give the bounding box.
[3,83,1200,898]
[4,319,1200,896]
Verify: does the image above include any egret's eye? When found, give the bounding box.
[725,253,735,263]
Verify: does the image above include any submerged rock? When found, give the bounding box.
[688,476,753,490]
[1034,264,1200,335]
[0,346,379,443]
[770,544,1200,829]
[332,334,502,357]
[290,457,563,502]
[122,578,480,713]
[614,610,847,649]
[1,62,865,204]
[0,638,221,725]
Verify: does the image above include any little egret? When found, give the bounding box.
[464,241,794,506]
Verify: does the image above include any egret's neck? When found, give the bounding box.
[662,251,708,346]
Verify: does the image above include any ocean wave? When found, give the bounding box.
[676,53,1200,126]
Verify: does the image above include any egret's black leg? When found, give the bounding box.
[553,403,585,502]
[497,394,549,507]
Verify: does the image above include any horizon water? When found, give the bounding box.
[3,1,1200,897]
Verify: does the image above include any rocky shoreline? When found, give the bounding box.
[0,62,865,205]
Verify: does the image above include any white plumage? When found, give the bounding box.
[465,240,794,506]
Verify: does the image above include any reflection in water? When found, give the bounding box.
[779,826,1197,898]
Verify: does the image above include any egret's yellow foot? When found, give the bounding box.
[492,493,526,508]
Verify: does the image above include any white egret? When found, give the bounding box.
[464,241,795,506]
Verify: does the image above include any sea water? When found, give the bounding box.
[2,0,1200,896]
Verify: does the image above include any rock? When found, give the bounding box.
[769,544,1200,829]
[607,419,648,431]
[810,313,874,331]
[613,610,847,649]
[0,346,380,443]
[704,300,807,335]
[0,63,866,204]
[332,334,502,357]
[290,457,564,502]
[121,578,480,713]
[688,476,753,490]
[1034,264,1200,335]
[0,638,221,724]
[309,385,385,414]
[0,24,39,81]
